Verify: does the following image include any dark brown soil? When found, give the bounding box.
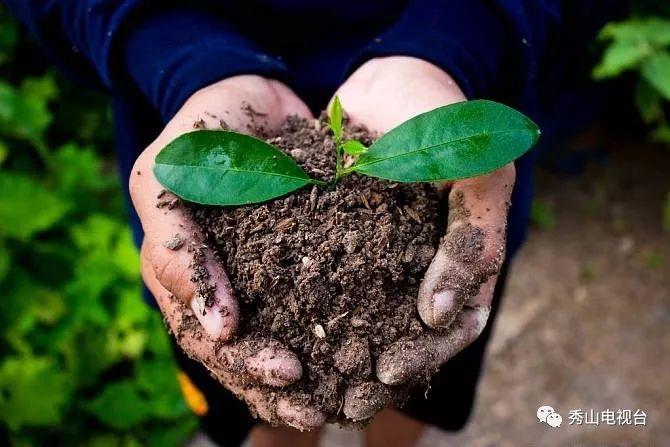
[189,115,443,423]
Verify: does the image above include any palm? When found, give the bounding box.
[334,57,515,415]
[131,75,325,430]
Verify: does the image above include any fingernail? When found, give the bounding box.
[190,293,225,339]
[277,400,326,431]
[461,307,491,335]
[431,289,458,327]
[244,347,302,387]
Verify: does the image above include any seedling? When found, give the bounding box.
[154,98,540,205]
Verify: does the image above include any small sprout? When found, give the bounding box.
[329,96,343,142]
[313,324,326,339]
[342,140,368,156]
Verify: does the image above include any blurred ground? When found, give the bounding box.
[315,136,670,447]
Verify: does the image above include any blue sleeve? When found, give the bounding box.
[353,0,562,101]
[3,1,287,121]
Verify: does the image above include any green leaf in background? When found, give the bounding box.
[0,172,70,240]
[634,78,663,124]
[146,418,199,447]
[530,200,555,230]
[0,240,8,281]
[135,359,190,419]
[154,130,316,205]
[651,125,670,143]
[641,51,670,101]
[87,381,152,430]
[342,139,368,155]
[0,76,58,145]
[329,95,343,142]
[592,39,651,79]
[349,100,540,182]
[598,18,670,46]
[85,434,123,447]
[53,143,109,194]
[0,356,71,430]
[0,139,7,164]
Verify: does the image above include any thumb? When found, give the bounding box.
[133,151,239,341]
[418,163,514,328]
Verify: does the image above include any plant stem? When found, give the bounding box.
[331,139,343,187]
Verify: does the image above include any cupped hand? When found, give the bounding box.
[333,57,515,416]
[130,75,325,430]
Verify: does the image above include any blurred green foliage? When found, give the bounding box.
[593,4,670,232]
[0,7,197,446]
[593,17,670,142]
[530,200,555,231]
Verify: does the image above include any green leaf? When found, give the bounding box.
[86,434,121,447]
[350,100,540,182]
[530,200,555,230]
[146,418,199,447]
[598,18,670,46]
[135,359,189,419]
[1,76,59,144]
[154,130,315,205]
[634,79,663,124]
[592,39,650,79]
[0,240,9,282]
[0,172,71,240]
[0,356,71,430]
[0,139,8,165]
[53,143,108,194]
[342,140,368,155]
[652,124,670,143]
[329,95,343,142]
[87,381,152,430]
[641,51,670,101]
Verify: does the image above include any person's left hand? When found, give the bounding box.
[333,56,515,419]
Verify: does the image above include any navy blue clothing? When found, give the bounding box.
[5,0,624,440]
[1,0,575,258]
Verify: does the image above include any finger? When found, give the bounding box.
[133,199,239,342]
[276,398,327,431]
[149,263,320,428]
[418,164,515,329]
[141,247,301,387]
[236,389,326,431]
[342,382,391,421]
[377,275,496,386]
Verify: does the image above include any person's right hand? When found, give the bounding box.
[130,75,325,430]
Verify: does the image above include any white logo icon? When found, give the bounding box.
[537,405,562,428]
[546,412,563,427]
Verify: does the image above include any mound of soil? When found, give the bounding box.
[189,115,443,423]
